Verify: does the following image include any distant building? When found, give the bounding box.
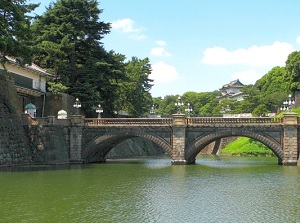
[0,56,54,116]
[218,79,244,102]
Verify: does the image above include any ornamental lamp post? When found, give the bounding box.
[150,104,156,117]
[220,104,231,115]
[175,96,184,114]
[73,98,81,115]
[281,94,295,112]
[185,103,193,117]
[96,104,103,118]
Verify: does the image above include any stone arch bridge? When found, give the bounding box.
[28,113,300,165]
[70,113,300,165]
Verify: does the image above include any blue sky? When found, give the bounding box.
[30,0,300,97]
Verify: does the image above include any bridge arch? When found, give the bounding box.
[185,129,284,162]
[82,128,172,163]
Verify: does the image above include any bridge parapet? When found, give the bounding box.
[187,117,283,125]
[84,118,173,126]
[83,117,285,127]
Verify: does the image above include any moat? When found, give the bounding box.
[1,155,299,222]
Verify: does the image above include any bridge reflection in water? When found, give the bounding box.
[28,113,300,166]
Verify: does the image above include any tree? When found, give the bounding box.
[285,51,300,92]
[31,0,110,86]
[155,95,178,116]
[196,91,219,116]
[255,66,286,94]
[31,0,127,117]
[235,85,260,114]
[252,104,270,117]
[0,0,39,66]
[70,49,126,117]
[47,81,69,94]
[116,57,153,117]
[255,66,287,112]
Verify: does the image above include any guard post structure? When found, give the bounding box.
[171,114,189,164]
[70,115,85,163]
[282,112,299,165]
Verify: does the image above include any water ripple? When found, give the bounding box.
[1,157,300,222]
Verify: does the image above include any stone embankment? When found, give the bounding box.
[0,75,32,165]
[23,119,70,164]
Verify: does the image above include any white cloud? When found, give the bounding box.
[150,40,171,57]
[130,34,147,40]
[155,40,166,46]
[231,70,263,85]
[150,47,171,57]
[296,36,300,45]
[202,41,294,67]
[150,61,180,83]
[111,18,143,33]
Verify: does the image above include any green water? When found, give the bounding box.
[1,156,300,223]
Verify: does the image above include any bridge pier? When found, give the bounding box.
[282,112,299,165]
[69,115,85,163]
[171,114,194,164]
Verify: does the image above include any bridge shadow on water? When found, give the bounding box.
[0,155,280,172]
[106,155,169,163]
[0,163,94,172]
[0,156,171,172]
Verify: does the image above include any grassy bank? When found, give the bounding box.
[221,137,274,156]
[220,108,300,156]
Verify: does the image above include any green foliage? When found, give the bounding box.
[70,50,126,117]
[47,81,69,94]
[291,107,300,115]
[255,66,286,94]
[235,85,260,114]
[255,66,287,113]
[222,137,274,156]
[0,0,39,66]
[31,0,128,117]
[31,0,110,85]
[153,91,220,117]
[155,95,177,116]
[116,57,153,117]
[285,51,300,92]
[278,107,300,118]
[252,104,269,117]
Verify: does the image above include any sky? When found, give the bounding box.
[29,0,300,98]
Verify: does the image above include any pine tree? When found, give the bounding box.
[31,0,110,86]
[0,0,39,66]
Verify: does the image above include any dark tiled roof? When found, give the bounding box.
[220,79,244,90]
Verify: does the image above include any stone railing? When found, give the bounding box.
[22,115,285,127]
[187,117,283,125]
[85,118,173,126]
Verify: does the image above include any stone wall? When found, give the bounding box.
[0,75,32,165]
[24,123,70,164]
[0,76,71,166]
